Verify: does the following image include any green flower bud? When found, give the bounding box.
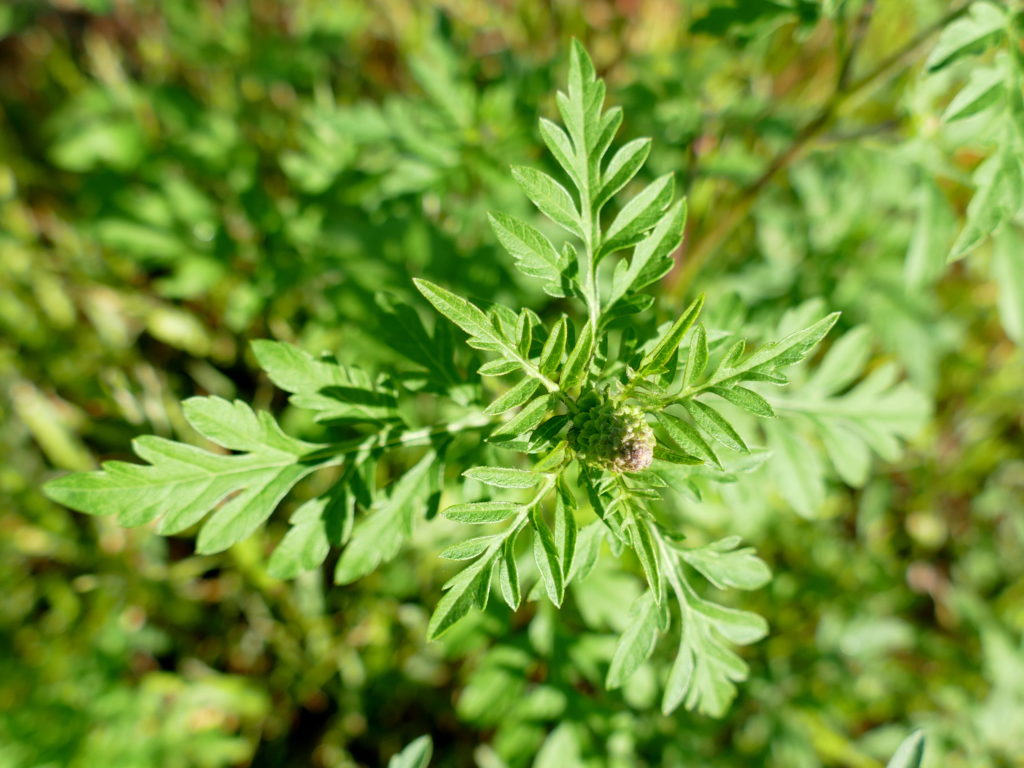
[569,398,655,473]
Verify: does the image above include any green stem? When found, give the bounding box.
[671,0,972,297]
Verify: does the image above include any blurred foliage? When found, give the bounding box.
[1,0,1022,767]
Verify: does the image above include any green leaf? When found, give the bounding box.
[607,201,686,309]
[560,321,594,389]
[682,400,748,453]
[443,501,524,524]
[251,341,399,423]
[708,386,775,418]
[375,294,462,390]
[478,359,522,376]
[630,516,664,604]
[606,591,660,688]
[637,294,704,375]
[662,590,767,716]
[679,537,771,590]
[601,174,674,257]
[950,149,1024,261]
[498,535,521,609]
[267,489,349,579]
[554,477,578,584]
[439,536,498,560]
[538,117,580,188]
[427,554,494,639]
[413,279,506,350]
[539,316,567,377]
[925,1,1006,71]
[491,395,553,438]
[993,226,1024,344]
[597,138,651,208]
[886,731,926,768]
[905,179,955,288]
[511,165,582,237]
[656,411,721,468]
[531,509,564,606]
[489,211,568,297]
[463,466,541,489]
[942,65,1005,122]
[484,377,541,415]
[44,398,325,554]
[683,323,709,387]
[712,313,839,387]
[388,735,433,768]
[334,450,436,583]
[764,419,826,519]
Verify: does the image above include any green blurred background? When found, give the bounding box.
[1,1,1022,766]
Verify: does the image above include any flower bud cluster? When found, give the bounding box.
[569,396,655,473]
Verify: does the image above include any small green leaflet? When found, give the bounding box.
[463,466,541,489]
[606,591,662,688]
[488,211,570,297]
[678,537,771,591]
[637,294,704,376]
[886,731,926,768]
[267,486,350,579]
[942,64,1004,122]
[662,589,768,716]
[252,340,401,424]
[510,165,583,238]
[993,226,1024,344]
[925,1,1006,72]
[43,397,327,555]
[387,735,433,768]
[444,501,524,524]
[334,449,438,584]
[949,150,1023,261]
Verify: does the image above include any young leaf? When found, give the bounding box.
[679,537,771,590]
[554,477,578,583]
[491,395,553,438]
[511,166,583,238]
[708,386,776,418]
[531,509,564,606]
[335,450,437,583]
[950,150,1023,261]
[484,377,541,415]
[682,323,708,387]
[388,735,433,768]
[427,554,494,639]
[498,535,522,610]
[597,138,651,208]
[601,174,674,257]
[681,400,748,453]
[607,201,686,310]
[942,65,1004,122]
[606,591,660,688]
[886,731,926,768]
[414,279,506,350]
[43,398,325,554]
[637,294,704,375]
[560,321,594,389]
[463,466,541,489]
[489,211,569,297]
[656,411,721,468]
[925,1,1006,71]
[539,316,567,377]
[444,501,524,524]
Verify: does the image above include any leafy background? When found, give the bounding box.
[1,0,1022,766]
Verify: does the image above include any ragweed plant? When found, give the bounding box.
[46,43,854,716]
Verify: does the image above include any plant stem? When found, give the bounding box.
[671,1,972,297]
